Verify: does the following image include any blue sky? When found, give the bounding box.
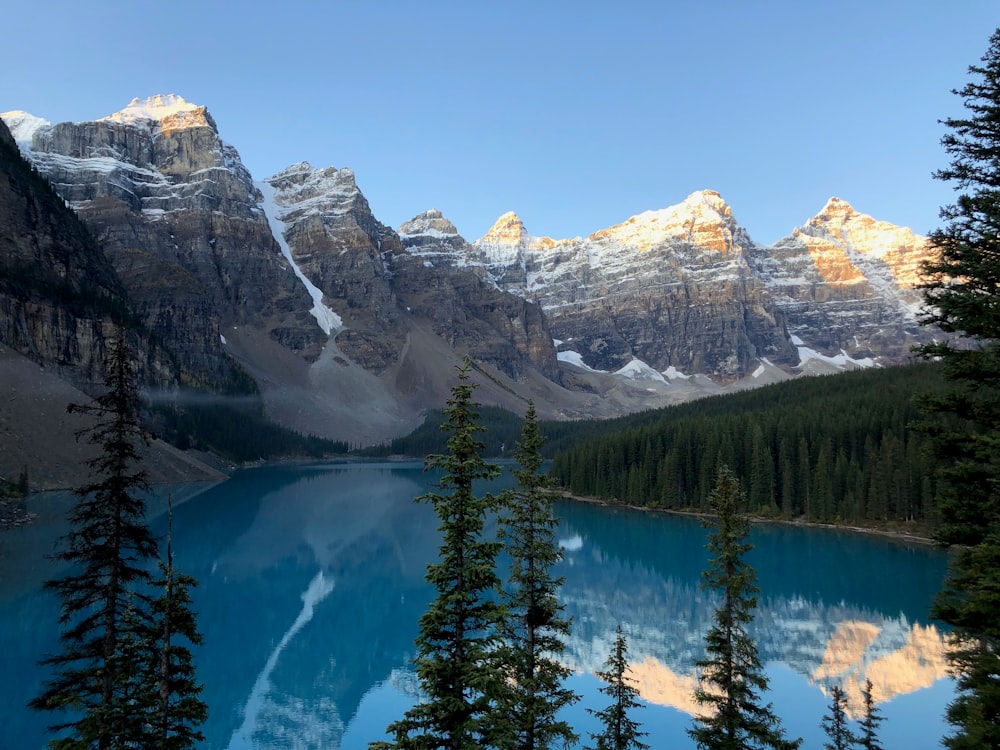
[4,1,998,243]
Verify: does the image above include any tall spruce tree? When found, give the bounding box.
[31,329,160,748]
[377,359,504,750]
[688,465,801,750]
[857,679,884,750]
[146,496,208,749]
[496,402,578,750]
[918,27,1000,750]
[820,685,855,750]
[586,625,648,750]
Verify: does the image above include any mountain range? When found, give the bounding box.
[0,94,938,484]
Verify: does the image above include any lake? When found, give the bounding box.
[0,461,954,749]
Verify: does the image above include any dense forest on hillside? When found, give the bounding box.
[149,398,348,462]
[360,403,676,460]
[548,363,945,527]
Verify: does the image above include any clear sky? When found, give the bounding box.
[4,1,999,244]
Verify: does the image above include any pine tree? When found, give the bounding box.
[147,495,208,749]
[377,359,504,750]
[496,402,578,750]
[688,465,801,750]
[918,27,1000,749]
[586,625,648,750]
[31,328,160,749]
[857,679,884,750]
[820,685,856,750]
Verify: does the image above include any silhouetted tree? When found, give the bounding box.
[857,679,884,750]
[820,685,855,750]
[688,465,801,750]
[918,26,1000,750]
[586,625,648,750]
[31,329,160,748]
[496,402,578,750]
[146,495,208,749]
[376,359,504,750]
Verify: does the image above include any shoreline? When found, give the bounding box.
[557,491,939,547]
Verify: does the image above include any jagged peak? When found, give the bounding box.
[681,188,732,213]
[100,94,217,134]
[102,94,198,122]
[267,161,357,190]
[589,189,741,252]
[480,211,530,246]
[810,196,859,225]
[270,161,317,179]
[398,209,461,238]
[798,197,894,240]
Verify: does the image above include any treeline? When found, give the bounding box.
[549,363,945,527]
[361,405,668,459]
[361,405,542,458]
[148,397,348,462]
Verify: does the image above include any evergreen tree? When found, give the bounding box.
[31,329,160,749]
[688,465,801,750]
[918,27,1000,749]
[147,496,208,749]
[377,359,504,750]
[857,679,884,750]
[586,625,648,750]
[496,402,578,750]
[820,685,856,750]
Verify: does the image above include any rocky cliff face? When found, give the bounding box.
[0,116,129,386]
[0,117,224,487]
[259,167,560,383]
[749,197,931,363]
[260,162,404,374]
[471,191,798,380]
[463,191,936,381]
[1,95,943,446]
[395,209,559,381]
[3,96,326,392]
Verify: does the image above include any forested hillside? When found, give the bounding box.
[549,363,944,528]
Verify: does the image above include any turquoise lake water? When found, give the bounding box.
[0,461,954,749]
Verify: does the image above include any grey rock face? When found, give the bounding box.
[748,197,931,362]
[0,117,128,388]
[4,97,326,392]
[472,192,798,380]
[1,95,942,438]
[465,191,936,380]
[394,210,559,381]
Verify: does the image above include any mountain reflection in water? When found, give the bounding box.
[0,462,952,750]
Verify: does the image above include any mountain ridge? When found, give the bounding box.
[0,95,942,451]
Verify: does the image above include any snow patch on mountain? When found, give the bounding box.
[557,350,607,372]
[616,358,669,385]
[791,335,876,370]
[101,94,200,124]
[257,180,341,335]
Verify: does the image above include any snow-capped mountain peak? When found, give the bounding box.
[590,189,742,252]
[102,93,198,122]
[481,211,531,247]
[0,110,52,146]
[794,197,928,287]
[100,94,216,133]
[264,162,361,216]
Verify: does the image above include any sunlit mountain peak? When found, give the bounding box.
[100,94,216,134]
